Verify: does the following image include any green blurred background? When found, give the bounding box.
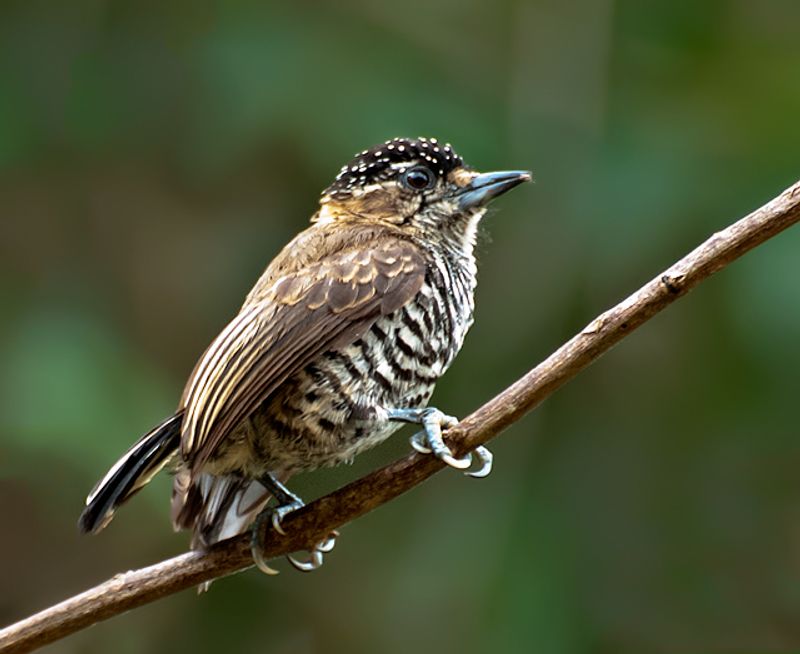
[2,1,800,652]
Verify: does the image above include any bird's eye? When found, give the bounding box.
[402,166,436,191]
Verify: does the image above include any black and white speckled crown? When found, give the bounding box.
[324,137,464,198]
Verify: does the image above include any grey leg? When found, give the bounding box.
[259,473,304,535]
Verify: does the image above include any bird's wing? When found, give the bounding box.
[179,238,426,472]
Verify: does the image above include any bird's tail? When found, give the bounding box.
[78,413,183,534]
[171,471,272,549]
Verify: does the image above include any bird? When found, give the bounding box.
[79,137,531,574]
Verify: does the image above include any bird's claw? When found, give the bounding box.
[250,498,306,575]
[251,510,280,576]
[287,530,339,572]
[287,549,324,572]
[410,433,468,471]
[406,408,493,476]
[465,445,493,478]
[271,499,305,536]
[316,531,339,553]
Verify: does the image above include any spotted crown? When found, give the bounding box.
[324,137,464,198]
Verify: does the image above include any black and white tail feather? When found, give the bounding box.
[78,412,272,549]
[171,471,272,549]
[78,414,183,534]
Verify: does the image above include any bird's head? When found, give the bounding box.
[316,137,530,247]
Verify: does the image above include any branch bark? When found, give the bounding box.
[3,179,800,654]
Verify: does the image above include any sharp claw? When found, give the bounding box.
[271,499,304,536]
[251,513,280,575]
[250,498,308,575]
[441,450,473,469]
[287,549,324,572]
[286,530,339,572]
[252,548,281,576]
[409,431,432,454]
[271,512,286,535]
[465,445,493,478]
[316,530,339,554]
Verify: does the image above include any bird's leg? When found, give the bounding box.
[250,473,303,576]
[386,407,493,478]
[250,473,338,575]
[258,472,305,535]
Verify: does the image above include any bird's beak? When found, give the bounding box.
[457,170,532,210]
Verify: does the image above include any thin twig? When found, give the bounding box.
[2,179,799,654]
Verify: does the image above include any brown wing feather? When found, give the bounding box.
[179,238,425,472]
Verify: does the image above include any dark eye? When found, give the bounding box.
[402,166,435,191]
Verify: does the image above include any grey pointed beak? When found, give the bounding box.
[457,170,532,210]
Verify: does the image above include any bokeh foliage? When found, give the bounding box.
[2,1,800,652]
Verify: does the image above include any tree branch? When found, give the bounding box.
[3,179,800,654]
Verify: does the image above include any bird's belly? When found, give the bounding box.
[245,287,469,474]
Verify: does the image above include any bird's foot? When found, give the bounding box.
[251,474,307,575]
[250,480,338,575]
[387,407,494,478]
[250,499,303,576]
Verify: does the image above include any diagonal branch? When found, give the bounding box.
[2,179,800,654]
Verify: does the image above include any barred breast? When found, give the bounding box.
[234,250,477,476]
